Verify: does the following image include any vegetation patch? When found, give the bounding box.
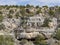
[0,35,14,45]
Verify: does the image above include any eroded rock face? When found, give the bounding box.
[48,17,57,28]
[2,18,21,30]
[18,32,40,39]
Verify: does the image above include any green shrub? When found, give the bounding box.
[26,4,31,8]
[36,5,39,8]
[48,9,55,16]
[41,18,52,27]
[54,29,60,40]
[0,24,5,30]
[20,9,26,16]
[0,35,14,45]
[0,11,2,14]
[9,10,14,14]
[34,35,46,45]
[0,15,4,22]
[15,12,20,19]
[20,39,28,45]
[36,9,42,14]
[7,14,12,18]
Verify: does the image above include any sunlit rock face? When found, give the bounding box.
[2,18,21,30]
[27,14,45,28]
[48,17,57,28]
[48,22,54,28]
[18,32,40,39]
